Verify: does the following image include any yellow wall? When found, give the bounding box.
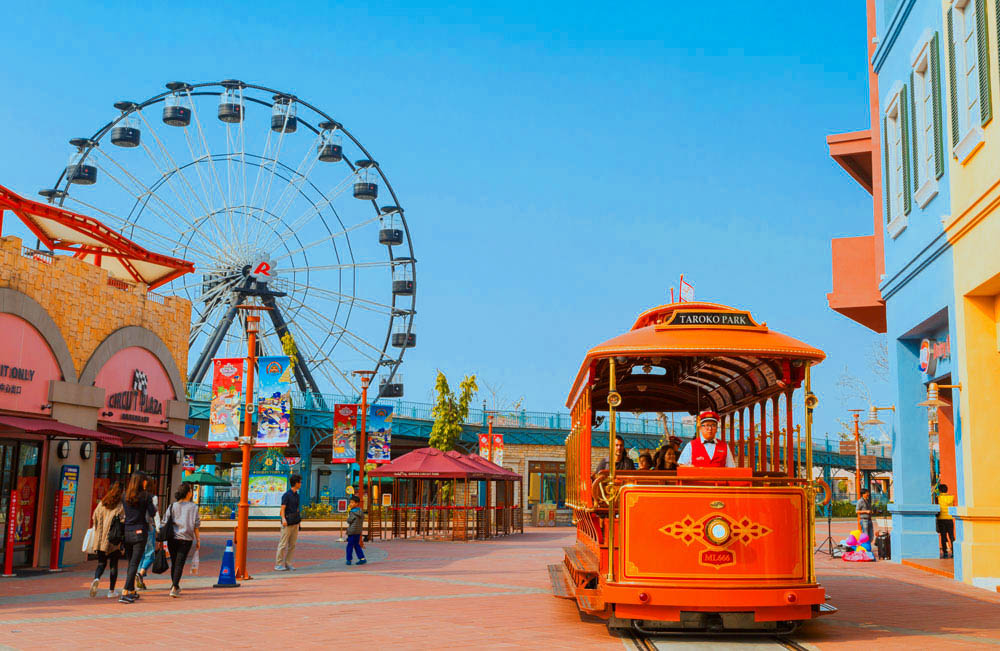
[942,0,1000,587]
[0,235,191,380]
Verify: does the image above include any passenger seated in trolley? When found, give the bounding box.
[677,410,736,468]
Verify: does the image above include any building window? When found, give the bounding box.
[527,461,565,508]
[911,32,944,207]
[884,92,905,224]
[948,0,990,162]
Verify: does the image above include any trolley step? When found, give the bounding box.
[816,602,838,616]
[563,545,599,576]
[548,563,575,599]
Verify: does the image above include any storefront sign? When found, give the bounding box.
[331,404,358,463]
[95,347,175,428]
[366,405,393,464]
[58,465,79,541]
[0,314,62,414]
[256,356,292,447]
[919,337,951,375]
[209,358,244,448]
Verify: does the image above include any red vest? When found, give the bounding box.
[690,438,728,467]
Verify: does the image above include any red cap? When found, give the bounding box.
[698,410,720,424]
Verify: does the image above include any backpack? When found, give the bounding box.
[108,514,125,547]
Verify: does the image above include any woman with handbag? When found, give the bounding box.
[163,482,200,597]
[120,472,155,604]
[87,481,124,598]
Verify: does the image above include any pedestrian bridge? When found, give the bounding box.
[185,384,891,472]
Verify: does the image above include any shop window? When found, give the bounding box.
[527,461,565,508]
[0,440,42,567]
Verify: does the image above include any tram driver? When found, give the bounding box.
[677,411,736,468]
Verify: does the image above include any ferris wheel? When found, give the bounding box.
[39,80,415,401]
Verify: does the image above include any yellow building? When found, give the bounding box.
[941,0,1000,590]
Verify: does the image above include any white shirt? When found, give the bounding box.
[678,436,736,468]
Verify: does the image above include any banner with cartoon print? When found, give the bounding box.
[209,358,244,448]
[366,405,393,463]
[331,404,358,463]
[256,356,293,447]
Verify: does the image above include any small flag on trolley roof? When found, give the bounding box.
[679,275,695,302]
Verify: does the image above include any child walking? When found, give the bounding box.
[345,495,366,566]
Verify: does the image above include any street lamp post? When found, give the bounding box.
[353,370,376,506]
[847,410,863,500]
[235,306,269,581]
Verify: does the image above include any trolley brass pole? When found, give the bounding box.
[606,358,620,583]
[805,365,816,584]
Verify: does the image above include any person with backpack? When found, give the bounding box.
[88,481,125,598]
[120,472,156,604]
[134,477,161,592]
[163,482,200,597]
[345,494,366,566]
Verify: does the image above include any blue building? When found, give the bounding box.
[828,0,960,563]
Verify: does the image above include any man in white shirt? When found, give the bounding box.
[678,410,736,468]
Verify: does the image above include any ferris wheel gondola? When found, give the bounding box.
[40,80,415,401]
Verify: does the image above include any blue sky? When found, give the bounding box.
[0,1,892,439]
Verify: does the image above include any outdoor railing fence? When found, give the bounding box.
[186,383,890,456]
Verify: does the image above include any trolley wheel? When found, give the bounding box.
[815,479,832,506]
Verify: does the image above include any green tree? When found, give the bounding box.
[428,371,478,451]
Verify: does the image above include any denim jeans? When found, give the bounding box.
[123,534,147,592]
[139,531,155,572]
[167,538,193,588]
[94,550,121,591]
[346,534,365,562]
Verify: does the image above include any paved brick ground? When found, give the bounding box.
[0,525,996,649]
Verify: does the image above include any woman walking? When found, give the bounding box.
[88,481,124,598]
[165,482,200,597]
[120,472,156,604]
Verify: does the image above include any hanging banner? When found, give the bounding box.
[209,358,244,448]
[256,356,293,447]
[331,404,358,463]
[491,433,504,466]
[478,433,504,465]
[366,405,393,463]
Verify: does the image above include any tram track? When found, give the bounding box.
[627,632,813,650]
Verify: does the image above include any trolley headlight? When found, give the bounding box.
[704,517,731,546]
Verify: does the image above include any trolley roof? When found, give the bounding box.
[0,185,194,289]
[566,302,825,413]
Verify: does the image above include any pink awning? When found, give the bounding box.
[101,425,209,450]
[0,415,122,447]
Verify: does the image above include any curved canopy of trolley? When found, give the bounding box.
[566,302,825,414]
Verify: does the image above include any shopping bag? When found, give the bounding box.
[81,527,94,552]
[189,548,199,575]
[151,546,170,574]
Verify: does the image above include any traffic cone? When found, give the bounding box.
[213,539,240,588]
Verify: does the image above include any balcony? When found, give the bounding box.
[827,130,873,194]
[827,235,886,333]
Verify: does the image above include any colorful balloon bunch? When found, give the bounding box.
[841,528,875,562]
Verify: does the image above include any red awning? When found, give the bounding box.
[0,415,122,447]
[101,425,209,450]
[369,447,510,479]
[456,452,520,480]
